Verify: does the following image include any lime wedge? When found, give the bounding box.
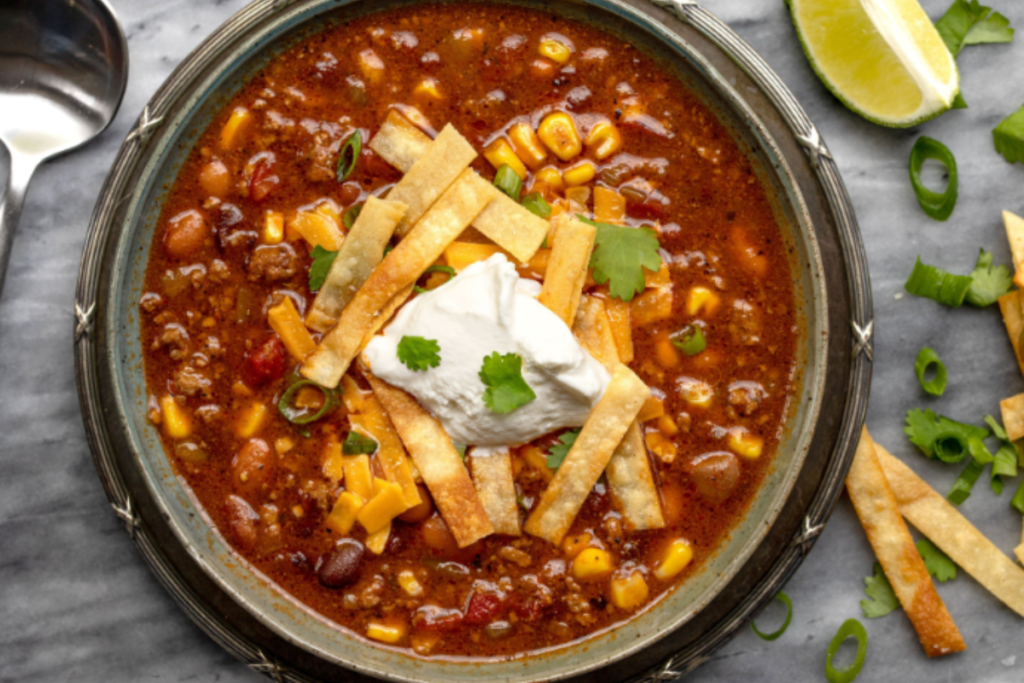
[790,0,960,127]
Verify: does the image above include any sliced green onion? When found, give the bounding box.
[825,618,868,683]
[336,130,362,183]
[521,192,551,218]
[343,201,364,229]
[913,347,947,396]
[909,136,958,221]
[904,257,973,307]
[343,430,378,455]
[1011,477,1024,513]
[671,325,706,356]
[750,591,793,641]
[991,443,1019,494]
[493,164,522,202]
[933,431,970,463]
[968,436,994,465]
[414,264,456,293]
[984,415,1009,442]
[278,379,340,426]
[948,457,985,505]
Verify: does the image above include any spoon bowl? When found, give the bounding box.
[0,0,128,300]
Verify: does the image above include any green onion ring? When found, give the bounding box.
[904,257,972,307]
[278,379,341,425]
[913,347,947,396]
[967,436,994,465]
[750,591,792,641]
[908,136,958,221]
[671,325,706,356]
[947,457,985,505]
[493,164,523,202]
[343,201,364,229]
[825,618,868,683]
[1011,477,1024,514]
[414,264,457,293]
[521,192,552,219]
[336,130,362,183]
[933,431,970,464]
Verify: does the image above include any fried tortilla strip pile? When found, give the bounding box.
[876,442,1024,617]
[572,296,664,531]
[366,373,493,547]
[468,447,521,536]
[525,364,651,545]
[848,429,965,656]
[302,170,494,387]
[386,124,478,236]
[368,111,548,261]
[539,217,597,327]
[1004,210,1024,288]
[305,197,407,333]
[997,289,1024,378]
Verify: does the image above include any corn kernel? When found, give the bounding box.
[538,37,572,64]
[219,107,251,149]
[366,523,390,555]
[483,138,527,179]
[358,49,386,85]
[678,377,714,408]
[538,112,582,161]
[398,570,424,597]
[687,286,721,316]
[236,402,267,438]
[263,211,284,245]
[655,539,694,581]
[357,478,410,534]
[563,160,596,187]
[637,396,665,423]
[508,122,548,170]
[728,428,764,460]
[159,395,192,439]
[585,120,623,160]
[366,619,406,644]
[610,571,649,610]
[325,491,364,536]
[657,414,680,437]
[572,547,614,581]
[644,431,678,463]
[413,78,442,101]
[342,454,374,501]
[561,532,593,559]
[532,166,564,195]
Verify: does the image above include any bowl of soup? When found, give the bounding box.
[75,0,871,681]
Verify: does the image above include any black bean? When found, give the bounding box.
[317,539,364,589]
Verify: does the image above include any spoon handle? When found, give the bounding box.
[0,151,40,302]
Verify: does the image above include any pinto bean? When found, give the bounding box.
[232,438,275,500]
[163,209,209,258]
[199,160,231,197]
[685,451,741,504]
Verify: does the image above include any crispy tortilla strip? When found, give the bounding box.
[361,284,415,349]
[350,389,421,508]
[472,191,549,263]
[387,124,478,237]
[606,421,665,531]
[525,364,650,545]
[997,290,1024,379]
[539,217,597,327]
[302,170,494,387]
[366,373,493,547]
[848,429,965,656]
[876,442,1024,617]
[604,297,634,364]
[1001,393,1024,441]
[468,447,521,536]
[369,109,432,174]
[573,296,619,372]
[306,197,407,333]
[1004,210,1024,289]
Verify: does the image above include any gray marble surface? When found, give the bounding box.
[2,0,1023,680]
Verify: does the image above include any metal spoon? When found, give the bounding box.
[0,0,128,301]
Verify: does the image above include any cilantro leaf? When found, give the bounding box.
[308,245,338,291]
[916,538,957,582]
[396,336,441,372]
[936,0,1014,57]
[342,430,378,455]
[861,562,900,619]
[992,442,1019,493]
[966,248,1013,307]
[578,216,662,302]
[994,105,1024,165]
[904,408,989,461]
[479,352,537,414]
[546,429,580,470]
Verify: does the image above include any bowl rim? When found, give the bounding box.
[74,0,873,681]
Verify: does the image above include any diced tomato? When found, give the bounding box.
[511,595,549,623]
[244,335,286,386]
[464,589,504,625]
[413,605,464,632]
[249,157,280,202]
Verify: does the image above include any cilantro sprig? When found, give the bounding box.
[578,215,662,302]
[916,539,957,582]
[904,408,989,463]
[936,0,1014,57]
[546,429,580,470]
[966,248,1013,306]
[479,352,536,414]
[861,563,899,619]
[397,335,441,372]
[308,245,338,291]
[905,251,1011,308]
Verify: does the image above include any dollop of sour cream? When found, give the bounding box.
[363,254,610,446]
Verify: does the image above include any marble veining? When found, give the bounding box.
[2,1,1022,681]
